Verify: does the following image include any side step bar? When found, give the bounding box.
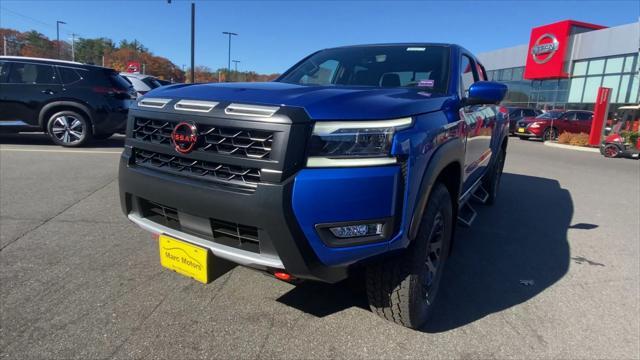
[457,184,488,227]
[457,201,477,227]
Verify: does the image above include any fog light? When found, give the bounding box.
[329,223,383,238]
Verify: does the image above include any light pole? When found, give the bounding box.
[167,1,195,83]
[56,20,66,59]
[232,60,240,81]
[222,31,237,82]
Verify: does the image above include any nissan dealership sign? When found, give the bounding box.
[531,33,560,64]
[524,20,605,80]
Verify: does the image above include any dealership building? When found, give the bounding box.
[477,20,639,113]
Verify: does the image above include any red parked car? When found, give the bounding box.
[516,110,594,140]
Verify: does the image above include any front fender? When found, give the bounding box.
[38,101,94,130]
[408,133,465,240]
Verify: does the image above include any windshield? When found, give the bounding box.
[536,111,562,119]
[278,45,450,94]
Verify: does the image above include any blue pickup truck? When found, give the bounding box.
[119,43,508,329]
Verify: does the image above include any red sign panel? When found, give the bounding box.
[524,20,605,80]
[126,61,141,74]
[589,87,611,146]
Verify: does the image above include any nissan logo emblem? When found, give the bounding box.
[171,122,198,154]
[531,33,559,64]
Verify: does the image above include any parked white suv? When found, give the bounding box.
[120,73,163,98]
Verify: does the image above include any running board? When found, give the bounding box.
[472,185,489,204]
[457,201,477,227]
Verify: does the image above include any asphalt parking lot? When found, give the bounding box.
[1,134,639,359]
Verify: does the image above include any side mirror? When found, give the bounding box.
[465,81,508,105]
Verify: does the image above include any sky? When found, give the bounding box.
[1,0,638,74]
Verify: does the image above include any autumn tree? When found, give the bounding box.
[75,37,115,65]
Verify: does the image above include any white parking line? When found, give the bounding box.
[0,147,122,154]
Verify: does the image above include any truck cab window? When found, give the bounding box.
[460,55,477,96]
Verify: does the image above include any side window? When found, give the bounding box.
[563,112,577,121]
[476,63,487,81]
[0,61,9,82]
[460,55,478,96]
[300,59,339,85]
[58,67,82,84]
[577,112,593,121]
[8,63,57,84]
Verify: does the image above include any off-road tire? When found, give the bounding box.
[365,183,453,329]
[483,148,506,205]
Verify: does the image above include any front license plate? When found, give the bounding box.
[517,128,525,133]
[159,234,209,283]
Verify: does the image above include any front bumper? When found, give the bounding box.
[119,151,403,283]
[515,126,541,137]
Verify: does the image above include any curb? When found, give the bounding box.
[543,141,600,153]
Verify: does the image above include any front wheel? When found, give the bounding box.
[46,110,92,147]
[543,127,558,141]
[603,144,621,158]
[366,183,453,329]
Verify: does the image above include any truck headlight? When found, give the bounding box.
[307,117,412,167]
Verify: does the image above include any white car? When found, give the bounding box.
[119,73,163,98]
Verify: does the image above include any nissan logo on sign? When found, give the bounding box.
[171,122,199,154]
[531,33,560,64]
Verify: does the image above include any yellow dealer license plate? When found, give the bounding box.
[517,128,525,133]
[159,234,209,283]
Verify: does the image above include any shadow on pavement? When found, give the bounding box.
[277,173,574,332]
[422,172,572,332]
[0,133,125,148]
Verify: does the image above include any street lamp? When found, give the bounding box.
[222,31,238,82]
[56,20,66,59]
[232,60,240,81]
[167,1,195,83]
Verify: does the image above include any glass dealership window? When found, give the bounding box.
[623,55,635,72]
[573,61,588,76]
[602,75,621,101]
[568,54,638,104]
[583,76,602,103]
[512,67,524,81]
[568,77,585,102]
[587,59,605,75]
[605,57,623,74]
[617,75,630,103]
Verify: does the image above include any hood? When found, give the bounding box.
[146,82,452,120]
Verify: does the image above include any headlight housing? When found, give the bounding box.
[307,117,412,167]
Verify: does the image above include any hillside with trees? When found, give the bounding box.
[1,28,280,83]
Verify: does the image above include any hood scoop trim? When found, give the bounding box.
[174,100,218,113]
[225,103,280,118]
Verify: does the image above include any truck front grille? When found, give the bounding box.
[139,199,260,253]
[133,118,274,159]
[133,149,261,188]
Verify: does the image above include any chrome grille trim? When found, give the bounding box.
[174,99,218,113]
[225,103,280,118]
[138,98,172,109]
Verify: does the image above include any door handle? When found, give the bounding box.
[41,89,55,95]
